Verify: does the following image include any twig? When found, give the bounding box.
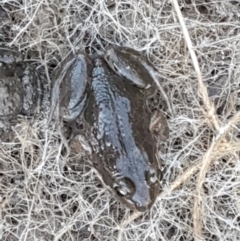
[9,1,43,46]
[193,112,240,238]
[170,0,226,238]
[171,0,220,131]
[162,139,240,196]
[159,112,240,238]
[117,211,142,241]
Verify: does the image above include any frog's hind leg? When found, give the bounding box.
[60,54,91,122]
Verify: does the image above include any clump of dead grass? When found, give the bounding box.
[1,0,240,240]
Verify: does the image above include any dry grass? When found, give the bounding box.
[1,0,240,240]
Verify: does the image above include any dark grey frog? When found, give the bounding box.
[0,46,42,140]
[54,47,169,212]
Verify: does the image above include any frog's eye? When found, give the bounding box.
[115,186,128,197]
[113,177,135,197]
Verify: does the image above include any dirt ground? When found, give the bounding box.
[1,1,240,240]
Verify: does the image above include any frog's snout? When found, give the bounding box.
[134,196,154,212]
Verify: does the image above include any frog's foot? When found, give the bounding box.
[149,110,169,151]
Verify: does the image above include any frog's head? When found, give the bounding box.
[94,149,161,212]
[113,164,161,212]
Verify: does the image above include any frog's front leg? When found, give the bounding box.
[57,53,92,122]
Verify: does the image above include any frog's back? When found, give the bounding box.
[83,57,160,211]
[86,57,152,156]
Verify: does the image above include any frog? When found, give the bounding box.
[0,46,42,140]
[55,47,169,212]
